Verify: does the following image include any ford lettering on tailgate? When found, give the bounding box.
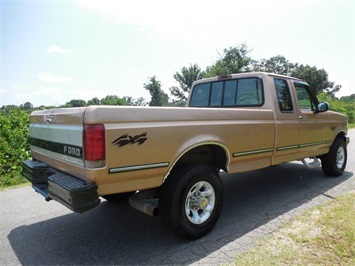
[64,145,82,158]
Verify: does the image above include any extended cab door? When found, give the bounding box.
[293,82,328,158]
[272,78,301,164]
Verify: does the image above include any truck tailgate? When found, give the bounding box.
[28,107,86,179]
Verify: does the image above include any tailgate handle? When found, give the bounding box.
[45,115,53,123]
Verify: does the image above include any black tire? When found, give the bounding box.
[320,137,347,177]
[102,192,134,202]
[159,164,223,240]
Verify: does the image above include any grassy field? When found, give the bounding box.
[230,192,355,266]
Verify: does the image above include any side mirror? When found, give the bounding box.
[316,102,329,113]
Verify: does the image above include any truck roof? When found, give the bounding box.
[192,72,303,86]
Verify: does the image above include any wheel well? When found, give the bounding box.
[173,145,228,172]
[337,132,345,138]
[335,131,346,142]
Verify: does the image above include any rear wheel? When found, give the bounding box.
[159,164,223,239]
[320,138,347,177]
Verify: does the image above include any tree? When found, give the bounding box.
[144,76,169,106]
[20,102,33,110]
[133,97,148,106]
[122,96,147,106]
[318,92,355,123]
[100,95,124,105]
[205,44,253,77]
[290,65,337,96]
[252,55,297,76]
[169,64,204,106]
[1,105,17,112]
[340,94,355,102]
[328,84,342,98]
[0,107,30,186]
[65,99,87,107]
[87,97,101,105]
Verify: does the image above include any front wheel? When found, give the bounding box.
[159,164,223,239]
[320,137,347,177]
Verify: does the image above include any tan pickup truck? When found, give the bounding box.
[22,72,349,239]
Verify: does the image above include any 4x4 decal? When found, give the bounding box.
[112,133,147,147]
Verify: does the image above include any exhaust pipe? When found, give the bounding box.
[301,157,321,169]
[129,189,160,217]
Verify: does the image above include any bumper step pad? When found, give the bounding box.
[22,160,100,213]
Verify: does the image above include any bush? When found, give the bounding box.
[318,93,355,123]
[0,107,30,187]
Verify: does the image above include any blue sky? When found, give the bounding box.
[1,0,354,107]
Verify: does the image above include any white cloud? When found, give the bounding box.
[35,87,62,96]
[76,0,212,37]
[38,72,74,82]
[47,45,72,54]
[0,81,34,106]
[75,0,276,55]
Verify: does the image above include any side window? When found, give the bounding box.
[210,82,223,106]
[190,83,210,107]
[274,78,293,112]
[294,83,316,110]
[224,80,237,106]
[236,78,263,106]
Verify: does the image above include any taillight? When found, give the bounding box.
[84,124,105,167]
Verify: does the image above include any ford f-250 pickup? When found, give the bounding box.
[22,72,349,239]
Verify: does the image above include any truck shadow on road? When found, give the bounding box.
[8,163,353,265]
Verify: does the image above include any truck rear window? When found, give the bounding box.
[190,77,264,107]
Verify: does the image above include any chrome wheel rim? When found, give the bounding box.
[336,146,345,169]
[185,181,215,225]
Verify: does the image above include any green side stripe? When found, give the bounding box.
[277,140,328,151]
[234,140,330,157]
[299,141,326,148]
[109,162,169,174]
[276,145,299,151]
[233,148,274,157]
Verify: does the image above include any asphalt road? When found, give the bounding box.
[1,129,354,265]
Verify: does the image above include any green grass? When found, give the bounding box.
[230,192,355,266]
[0,182,30,192]
[0,173,29,189]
